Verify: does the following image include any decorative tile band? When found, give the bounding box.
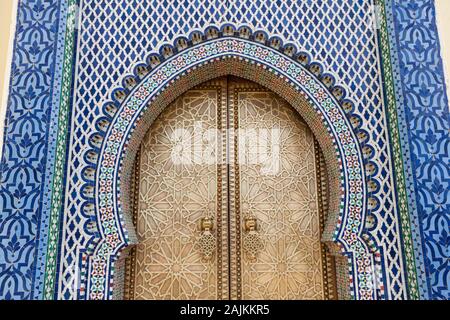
[42,0,79,300]
[386,0,450,300]
[0,0,63,300]
[34,0,70,299]
[376,0,419,299]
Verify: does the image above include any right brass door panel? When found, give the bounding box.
[229,80,327,300]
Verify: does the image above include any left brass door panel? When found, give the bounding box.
[125,79,229,300]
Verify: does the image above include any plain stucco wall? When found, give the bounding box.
[0,0,16,158]
[0,1,14,106]
[435,0,450,110]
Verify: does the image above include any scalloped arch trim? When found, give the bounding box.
[80,26,380,300]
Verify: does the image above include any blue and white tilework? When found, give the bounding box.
[0,0,68,299]
[385,0,449,300]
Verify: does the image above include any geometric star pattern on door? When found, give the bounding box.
[237,90,325,300]
[133,90,220,300]
[126,77,336,300]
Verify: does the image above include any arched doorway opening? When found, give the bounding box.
[122,76,341,300]
[82,35,374,300]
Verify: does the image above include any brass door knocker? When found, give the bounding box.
[243,216,263,262]
[198,217,216,262]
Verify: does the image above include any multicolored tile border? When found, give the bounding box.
[384,0,450,300]
[0,0,65,300]
[375,0,420,299]
[42,0,79,300]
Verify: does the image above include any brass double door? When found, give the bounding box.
[125,77,336,300]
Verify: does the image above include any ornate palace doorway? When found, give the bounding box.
[123,77,337,300]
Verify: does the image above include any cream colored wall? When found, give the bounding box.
[435,0,450,110]
[0,1,14,106]
[0,0,16,158]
